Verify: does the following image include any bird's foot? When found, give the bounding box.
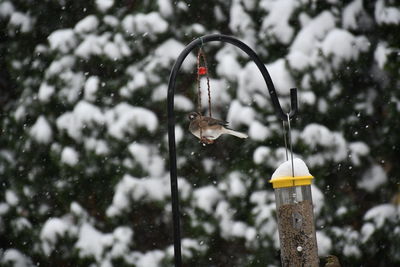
[200,137,214,145]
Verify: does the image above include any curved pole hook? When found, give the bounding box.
[167,34,298,266]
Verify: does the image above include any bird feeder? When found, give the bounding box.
[270,158,319,267]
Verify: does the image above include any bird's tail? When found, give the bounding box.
[224,129,248,139]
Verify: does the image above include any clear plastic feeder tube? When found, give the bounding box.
[275,184,312,207]
[271,177,319,267]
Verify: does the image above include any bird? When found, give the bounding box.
[324,255,341,267]
[188,112,248,144]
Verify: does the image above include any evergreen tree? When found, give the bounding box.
[0,0,399,266]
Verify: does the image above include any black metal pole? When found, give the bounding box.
[167,34,298,266]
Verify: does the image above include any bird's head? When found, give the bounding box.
[325,255,340,266]
[326,255,336,261]
[188,112,199,121]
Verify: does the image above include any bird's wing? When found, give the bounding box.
[189,121,199,132]
[201,116,228,127]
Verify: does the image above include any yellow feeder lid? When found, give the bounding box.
[269,175,314,189]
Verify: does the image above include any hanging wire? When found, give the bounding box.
[281,114,295,177]
[202,52,212,118]
[287,113,295,177]
[196,48,212,117]
[282,121,289,161]
[196,48,203,115]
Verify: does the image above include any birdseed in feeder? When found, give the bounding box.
[270,158,319,267]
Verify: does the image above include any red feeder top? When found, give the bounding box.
[198,67,207,75]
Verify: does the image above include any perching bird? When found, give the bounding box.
[325,255,341,267]
[188,112,248,144]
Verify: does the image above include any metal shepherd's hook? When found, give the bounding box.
[167,34,298,266]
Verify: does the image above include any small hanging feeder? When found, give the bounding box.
[196,47,212,118]
[188,47,248,145]
[270,158,319,267]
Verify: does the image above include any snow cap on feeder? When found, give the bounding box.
[270,158,314,189]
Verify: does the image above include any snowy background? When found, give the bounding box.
[1,0,400,266]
